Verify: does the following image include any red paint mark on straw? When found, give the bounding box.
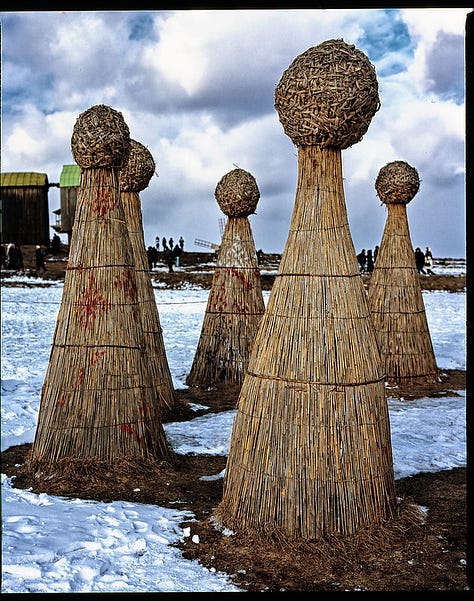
[80,273,110,328]
[92,184,117,217]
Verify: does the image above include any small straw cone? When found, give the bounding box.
[186,169,265,391]
[215,40,396,541]
[119,139,178,420]
[368,160,439,385]
[30,105,173,463]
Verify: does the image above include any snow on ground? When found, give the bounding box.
[1,280,466,593]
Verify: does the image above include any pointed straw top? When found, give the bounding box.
[71,104,131,169]
[214,168,260,217]
[375,160,420,205]
[274,39,379,150]
[119,139,156,192]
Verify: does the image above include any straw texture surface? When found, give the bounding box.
[215,145,396,540]
[274,39,379,149]
[214,168,260,217]
[375,161,420,205]
[71,104,131,169]
[119,140,177,418]
[32,128,172,462]
[119,139,156,192]
[186,210,265,389]
[368,163,438,384]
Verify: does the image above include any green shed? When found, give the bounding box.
[52,164,80,244]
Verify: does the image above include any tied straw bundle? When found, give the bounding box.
[368,160,439,385]
[215,40,397,540]
[186,168,265,391]
[119,139,178,419]
[30,105,173,465]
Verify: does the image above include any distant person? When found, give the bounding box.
[415,247,425,274]
[162,237,168,251]
[0,244,6,269]
[8,243,24,272]
[172,244,182,267]
[146,246,155,271]
[366,249,374,273]
[357,249,367,273]
[51,233,61,255]
[179,236,184,251]
[6,243,14,268]
[169,237,174,250]
[155,236,160,251]
[424,247,434,275]
[163,248,175,273]
[374,245,379,263]
[152,246,159,267]
[35,245,47,273]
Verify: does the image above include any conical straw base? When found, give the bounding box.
[367,203,438,385]
[31,168,172,462]
[121,190,178,419]
[186,217,265,389]
[215,146,396,539]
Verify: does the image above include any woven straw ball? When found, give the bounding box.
[119,139,156,192]
[375,160,420,205]
[214,168,260,217]
[274,39,380,149]
[71,104,131,169]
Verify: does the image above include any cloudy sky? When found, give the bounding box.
[1,7,469,258]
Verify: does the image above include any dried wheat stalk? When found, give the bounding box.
[368,161,438,384]
[215,40,396,540]
[120,140,178,419]
[186,169,265,391]
[30,106,173,463]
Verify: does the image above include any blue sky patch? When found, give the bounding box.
[359,9,414,62]
[128,14,155,41]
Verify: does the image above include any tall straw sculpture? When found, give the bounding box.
[367,160,439,385]
[186,168,265,389]
[215,40,397,540]
[119,139,179,420]
[30,105,173,464]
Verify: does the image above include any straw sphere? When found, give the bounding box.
[214,168,260,217]
[375,160,420,205]
[71,104,131,169]
[119,139,156,192]
[274,39,380,149]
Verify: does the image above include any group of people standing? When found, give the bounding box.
[356,246,379,273]
[147,235,185,272]
[357,245,435,275]
[415,246,435,275]
[1,235,63,275]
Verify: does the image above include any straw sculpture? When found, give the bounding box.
[367,160,439,385]
[119,139,179,420]
[30,105,173,463]
[215,39,397,540]
[186,168,265,390]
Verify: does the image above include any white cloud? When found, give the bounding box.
[401,8,469,98]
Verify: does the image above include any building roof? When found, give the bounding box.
[59,164,80,187]
[0,172,49,187]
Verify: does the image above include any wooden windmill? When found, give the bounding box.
[186,168,265,390]
[367,160,439,385]
[194,218,226,252]
[30,105,173,465]
[119,139,180,420]
[215,40,397,540]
